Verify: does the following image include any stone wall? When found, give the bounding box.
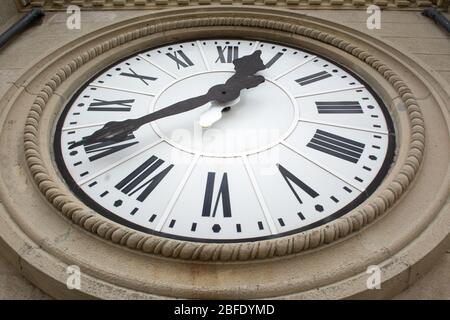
[0,1,18,26]
[15,0,450,11]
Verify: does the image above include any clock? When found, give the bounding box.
[1,7,449,299]
[53,39,394,242]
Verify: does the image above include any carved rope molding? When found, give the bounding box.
[23,16,425,261]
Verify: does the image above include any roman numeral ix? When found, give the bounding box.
[201,172,232,218]
[295,71,332,86]
[315,101,363,114]
[115,155,174,202]
[307,129,365,163]
[88,98,135,112]
[84,134,138,161]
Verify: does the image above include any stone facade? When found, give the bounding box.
[15,0,450,11]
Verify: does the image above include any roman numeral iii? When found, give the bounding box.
[307,129,365,163]
[201,172,232,218]
[115,155,174,202]
[84,134,138,161]
[296,71,332,86]
[315,101,363,114]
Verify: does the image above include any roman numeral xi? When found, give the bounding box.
[115,155,174,202]
[307,129,365,163]
[166,50,194,69]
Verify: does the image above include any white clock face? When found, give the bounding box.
[54,39,395,242]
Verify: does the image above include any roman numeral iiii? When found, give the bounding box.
[307,129,365,163]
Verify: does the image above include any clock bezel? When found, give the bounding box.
[53,38,396,243]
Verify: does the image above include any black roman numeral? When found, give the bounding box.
[264,52,284,68]
[307,129,365,163]
[120,68,157,85]
[88,98,134,112]
[295,71,332,86]
[201,172,232,218]
[277,164,319,204]
[115,155,174,202]
[84,134,138,161]
[315,101,363,114]
[215,46,239,63]
[166,50,194,69]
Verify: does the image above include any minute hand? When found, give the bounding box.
[68,75,265,149]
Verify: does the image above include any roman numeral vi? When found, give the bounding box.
[201,172,232,218]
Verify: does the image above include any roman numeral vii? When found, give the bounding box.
[115,155,174,202]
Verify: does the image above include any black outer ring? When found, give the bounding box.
[53,38,396,244]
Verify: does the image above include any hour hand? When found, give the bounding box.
[232,50,266,76]
[68,119,139,149]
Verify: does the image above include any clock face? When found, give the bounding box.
[54,38,395,242]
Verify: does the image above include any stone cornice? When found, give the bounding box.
[16,0,449,11]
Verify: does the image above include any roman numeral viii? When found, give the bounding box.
[201,172,232,218]
[88,98,134,112]
[115,155,174,202]
[215,46,239,63]
[307,129,365,163]
[84,134,138,162]
[277,164,319,204]
[166,50,194,69]
[315,101,363,114]
[295,71,331,86]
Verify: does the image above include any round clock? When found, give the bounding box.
[54,39,395,242]
[0,7,449,299]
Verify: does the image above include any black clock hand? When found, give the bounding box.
[68,74,265,149]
